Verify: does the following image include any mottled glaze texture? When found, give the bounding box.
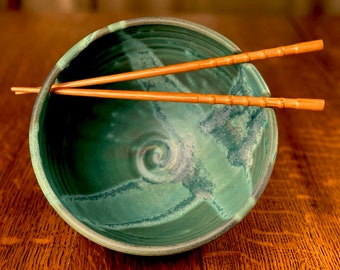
[30,18,278,255]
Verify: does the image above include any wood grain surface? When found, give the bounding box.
[0,11,339,269]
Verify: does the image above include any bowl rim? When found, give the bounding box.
[29,16,278,256]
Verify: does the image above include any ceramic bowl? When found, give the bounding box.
[30,17,278,256]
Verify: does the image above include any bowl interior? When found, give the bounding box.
[32,20,277,253]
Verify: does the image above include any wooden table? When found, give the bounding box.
[0,11,339,269]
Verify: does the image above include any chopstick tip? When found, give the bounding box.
[11,86,40,95]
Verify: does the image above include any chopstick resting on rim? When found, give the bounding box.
[11,87,325,111]
[11,39,325,111]
[13,40,324,90]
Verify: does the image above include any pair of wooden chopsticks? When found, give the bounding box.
[12,40,325,111]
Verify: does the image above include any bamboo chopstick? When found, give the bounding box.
[12,40,325,110]
[36,40,324,90]
[11,87,325,111]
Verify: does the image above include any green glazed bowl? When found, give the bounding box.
[30,17,278,256]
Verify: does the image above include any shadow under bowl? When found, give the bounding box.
[29,17,278,256]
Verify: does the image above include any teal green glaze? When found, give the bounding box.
[30,17,278,255]
[55,20,127,71]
